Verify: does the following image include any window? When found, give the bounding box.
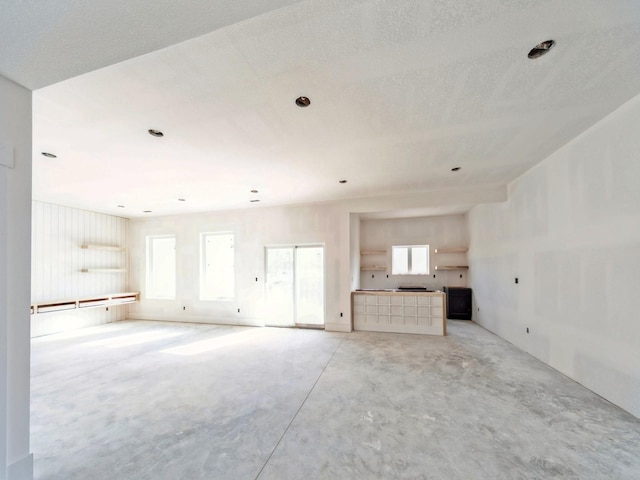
[200,232,234,300]
[392,245,429,275]
[146,235,176,299]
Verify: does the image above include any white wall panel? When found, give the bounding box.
[468,93,640,418]
[1,73,33,480]
[31,201,129,337]
[128,203,353,332]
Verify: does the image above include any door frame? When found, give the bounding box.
[264,244,325,329]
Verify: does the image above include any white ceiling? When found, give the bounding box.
[5,1,640,218]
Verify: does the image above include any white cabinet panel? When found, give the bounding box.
[403,296,416,305]
[404,306,417,316]
[417,296,431,306]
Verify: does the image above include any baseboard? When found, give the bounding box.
[126,313,264,327]
[325,322,352,333]
[8,453,33,480]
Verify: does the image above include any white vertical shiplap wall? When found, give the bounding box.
[31,201,130,337]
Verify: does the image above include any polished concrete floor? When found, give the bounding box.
[32,320,640,479]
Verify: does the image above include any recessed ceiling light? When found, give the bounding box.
[528,40,555,59]
[143,210,152,213]
[178,198,186,202]
[250,199,260,203]
[250,189,259,194]
[339,180,347,184]
[148,129,164,137]
[295,96,311,107]
[451,167,461,172]
[117,205,125,208]
[41,152,57,158]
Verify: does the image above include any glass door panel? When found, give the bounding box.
[295,246,324,326]
[265,247,294,327]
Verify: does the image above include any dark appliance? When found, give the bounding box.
[396,285,429,292]
[443,287,472,320]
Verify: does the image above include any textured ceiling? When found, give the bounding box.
[12,1,640,217]
[0,0,305,90]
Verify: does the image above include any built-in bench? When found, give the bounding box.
[30,292,139,315]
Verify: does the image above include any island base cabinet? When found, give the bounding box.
[352,291,446,336]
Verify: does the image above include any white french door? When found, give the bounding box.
[265,245,325,327]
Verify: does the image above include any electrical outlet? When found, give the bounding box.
[237,308,240,313]
[183,306,186,311]
[526,327,529,333]
[340,312,343,317]
[515,278,519,284]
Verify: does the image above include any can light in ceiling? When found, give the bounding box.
[41,152,57,158]
[451,167,461,172]
[143,210,152,213]
[528,40,555,59]
[295,96,311,107]
[250,199,260,203]
[117,205,125,208]
[339,180,347,184]
[178,198,186,202]
[250,189,259,194]
[148,129,164,137]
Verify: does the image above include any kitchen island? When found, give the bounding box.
[352,290,446,336]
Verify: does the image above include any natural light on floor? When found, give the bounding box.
[81,331,184,348]
[34,324,128,342]
[160,327,279,356]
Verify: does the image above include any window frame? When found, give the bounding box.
[391,244,430,275]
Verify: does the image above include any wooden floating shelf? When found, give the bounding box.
[31,292,140,315]
[361,266,387,271]
[434,247,468,254]
[81,244,126,252]
[81,268,127,273]
[434,265,469,270]
[361,250,387,255]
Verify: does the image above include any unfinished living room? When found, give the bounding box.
[2,1,640,479]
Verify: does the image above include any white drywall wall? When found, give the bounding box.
[128,203,352,332]
[0,75,33,479]
[359,215,469,291]
[468,93,640,418]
